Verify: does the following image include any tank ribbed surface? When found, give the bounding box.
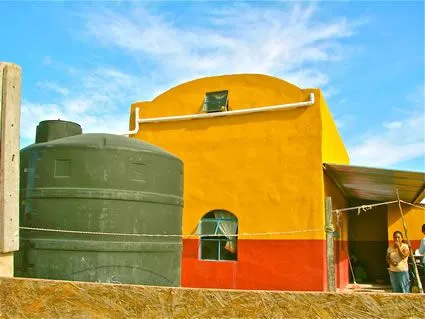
[16,133,183,286]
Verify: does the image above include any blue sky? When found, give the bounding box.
[1,1,424,172]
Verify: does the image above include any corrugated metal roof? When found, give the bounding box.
[323,163,425,203]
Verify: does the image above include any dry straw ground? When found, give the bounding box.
[0,277,424,318]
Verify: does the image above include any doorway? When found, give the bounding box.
[348,201,389,284]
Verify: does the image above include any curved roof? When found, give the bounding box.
[153,73,302,103]
[132,73,310,118]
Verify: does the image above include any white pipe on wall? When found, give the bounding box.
[123,92,315,135]
[122,107,140,136]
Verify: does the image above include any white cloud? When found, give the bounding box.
[36,81,70,96]
[22,3,363,145]
[322,86,340,99]
[349,138,424,167]
[348,87,425,168]
[383,121,403,129]
[335,114,355,129]
[21,67,146,145]
[82,3,359,88]
[41,56,78,75]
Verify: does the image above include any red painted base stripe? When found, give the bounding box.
[334,240,349,289]
[182,239,348,291]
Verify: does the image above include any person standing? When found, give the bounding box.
[386,231,410,293]
[418,224,425,265]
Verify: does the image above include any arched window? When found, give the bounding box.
[198,210,238,261]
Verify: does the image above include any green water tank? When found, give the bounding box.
[15,129,183,287]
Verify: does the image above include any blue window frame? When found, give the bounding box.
[198,211,238,261]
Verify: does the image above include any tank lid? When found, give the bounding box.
[32,133,181,161]
[38,119,81,126]
[35,119,82,144]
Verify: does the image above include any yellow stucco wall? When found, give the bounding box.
[320,89,349,240]
[320,92,350,285]
[323,174,348,241]
[388,204,425,243]
[320,93,349,165]
[130,74,326,240]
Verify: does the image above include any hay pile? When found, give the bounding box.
[0,277,424,318]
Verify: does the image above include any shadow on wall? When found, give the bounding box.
[348,200,389,284]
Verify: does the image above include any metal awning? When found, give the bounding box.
[323,163,425,203]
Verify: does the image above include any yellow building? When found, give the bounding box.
[128,74,424,291]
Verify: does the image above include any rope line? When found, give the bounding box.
[332,200,398,213]
[19,226,323,238]
[332,199,425,214]
[400,200,425,210]
[19,201,422,237]
[19,201,422,238]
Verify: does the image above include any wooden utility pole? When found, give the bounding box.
[0,62,21,277]
[325,197,336,292]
